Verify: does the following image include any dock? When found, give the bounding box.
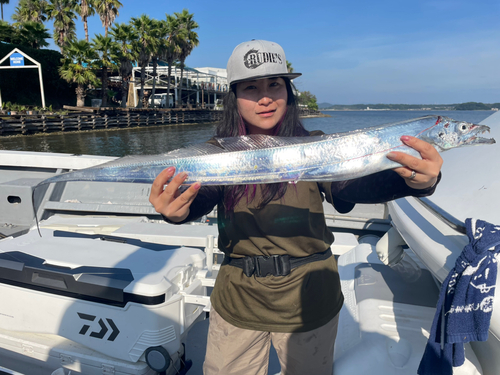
[0,107,324,136]
[0,107,222,136]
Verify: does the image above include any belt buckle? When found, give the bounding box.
[255,255,291,277]
[255,256,276,277]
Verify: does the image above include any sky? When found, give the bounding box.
[2,0,500,105]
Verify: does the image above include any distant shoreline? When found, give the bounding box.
[300,112,331,118]
[320,109,498,112]
[318,101,500,112]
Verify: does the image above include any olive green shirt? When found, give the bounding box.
[211,181,343,332]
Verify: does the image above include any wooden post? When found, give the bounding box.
[20,116,26,134]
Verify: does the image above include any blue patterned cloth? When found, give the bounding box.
[418,218,500,375]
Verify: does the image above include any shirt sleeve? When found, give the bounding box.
[161,185,223,225]
[321,171,441,214]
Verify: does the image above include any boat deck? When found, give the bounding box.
[1,111,498,374]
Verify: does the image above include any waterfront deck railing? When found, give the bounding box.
[0,108,323,136]
[0,108,224,136]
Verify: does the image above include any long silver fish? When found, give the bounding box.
[36,116,494,187]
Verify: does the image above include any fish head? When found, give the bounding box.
[420,116,495,151]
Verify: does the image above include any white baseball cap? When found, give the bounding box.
[226,40,302,86]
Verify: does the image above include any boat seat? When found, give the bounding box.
[335,242,482,375]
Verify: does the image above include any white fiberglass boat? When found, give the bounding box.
[0,111,498,374]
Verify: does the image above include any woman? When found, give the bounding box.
[150,40,442,375]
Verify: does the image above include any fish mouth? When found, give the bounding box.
[466,125,496,145]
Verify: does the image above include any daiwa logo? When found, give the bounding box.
[77,312,120,341]
[243,49,283,69]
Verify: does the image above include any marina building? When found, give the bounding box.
[128,62,228,109]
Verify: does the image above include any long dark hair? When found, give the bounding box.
[215,77,308,212]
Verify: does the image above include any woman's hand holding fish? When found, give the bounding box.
[386,136,443,189]
[149,167,201,223]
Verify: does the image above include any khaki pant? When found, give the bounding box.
[203,309,339,375]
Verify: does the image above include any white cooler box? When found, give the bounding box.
[0,228,208,374]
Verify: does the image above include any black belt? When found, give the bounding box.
[222,249,332,277]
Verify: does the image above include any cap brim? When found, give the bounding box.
[230,72,302,86]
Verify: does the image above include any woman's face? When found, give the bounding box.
[235,77,288,135]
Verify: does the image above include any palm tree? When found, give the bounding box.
[286,60,294,73]
[148,18,168,107]
[59,39,99,107]
[109,22,135,107]
[46,0,77,52]
[0,0,9,21]
[175,9,198,108]
[12,0,47,23]
[75,0,95,42]
[130,14,156,108]
[18,20,50,48]
[93,0,121,37]
[162,13,182,108]
[0,20,16,43]
[92,33,115,106]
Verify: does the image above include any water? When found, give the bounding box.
[305,110,494,134]
[0,110,494,157]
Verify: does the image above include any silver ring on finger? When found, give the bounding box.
[409,170,417,180]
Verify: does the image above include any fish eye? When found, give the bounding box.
[461,124,467,131]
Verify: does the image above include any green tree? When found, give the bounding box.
[286,60,294,73]
[46,0,77,52]
[12,0,47,23]
[130,14,156,108]
[92,33,115,106]
[0,20,49,48]
[148,18,168,107]
[18,20,50,48]
[59,39,99,107]
[75,0,95,42]
[455,102,490,110]
[93,0,121,37]
[0,0,9,21]
[162,13,182,108]
[175,9,198,108]
[109,22,135,107]
[0,20,16,42]
[298,90,318,111]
